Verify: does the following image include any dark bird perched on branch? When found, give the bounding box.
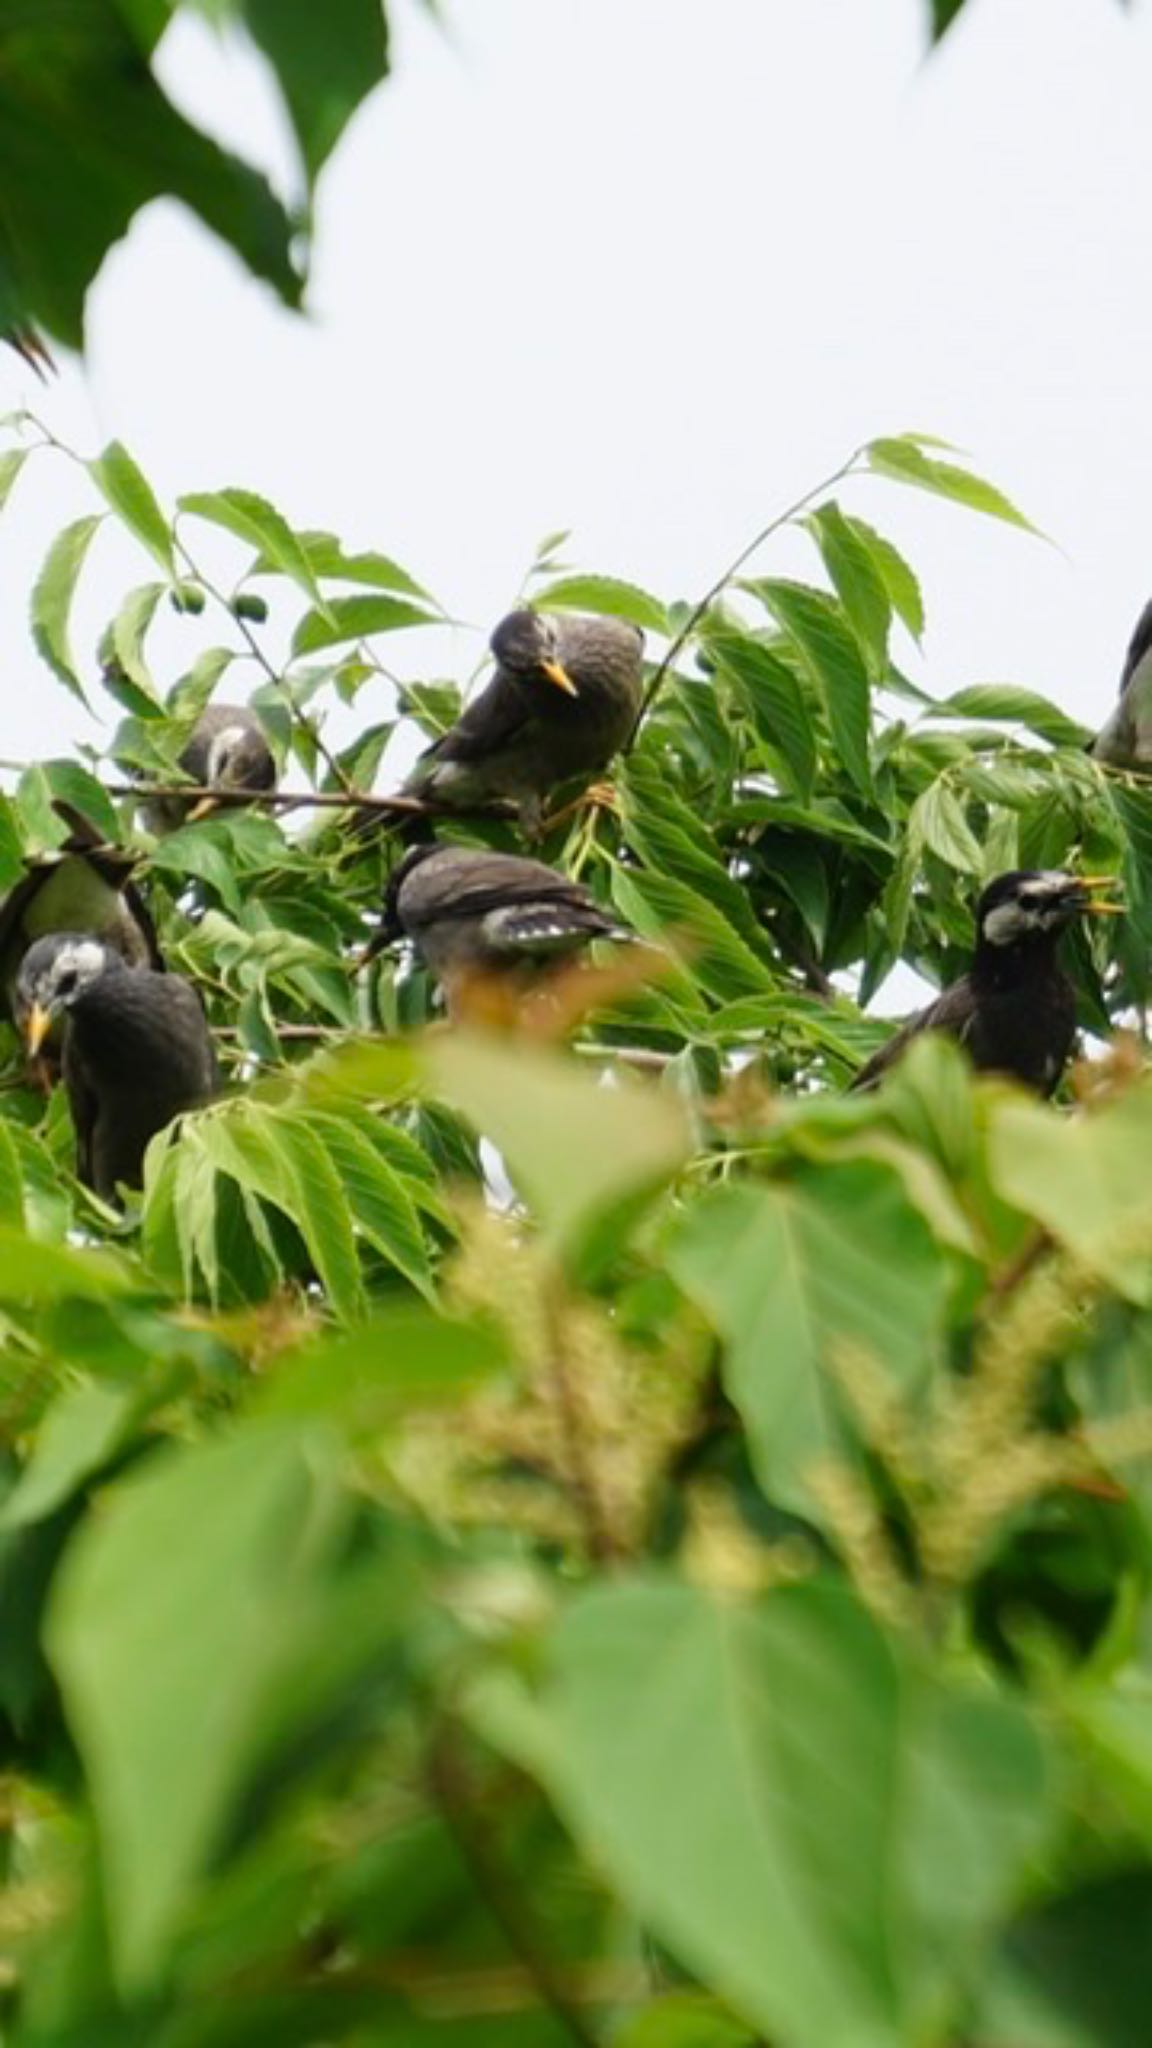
[403,611,644,838]
[143,703,277,831]
[17,935,218,1200]
[850,869,1121,1096]
[0,809,162,1062]
[1092,597,1152,769]
[370,844,627,1000]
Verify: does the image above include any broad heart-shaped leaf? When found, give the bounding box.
[750,579,873,795]
[704,628,817,799]
[88,441,174,576]
[30,514,104,703]
[544,1579,1051,2048]
[530,572,670,635]
[865,437,1039,534]
[424,1035,691,1256]
[46,1426,348,1990]
[0,4,300,349]
[665,1163,946,1513]
[242,0,389,185]
[987,1086,1152,1303]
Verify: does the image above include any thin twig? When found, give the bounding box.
[627,445,866,744]
[427,1723,603,2048]
[105,781,429,816]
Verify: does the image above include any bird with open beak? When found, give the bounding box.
[851,868,1122,1095]
[17,934,218,1200]
[403,609,644,838]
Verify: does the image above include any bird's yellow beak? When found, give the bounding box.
[186,793,222,823]
[540,657,579,698]
[24,1003,53,1056]
[1078,875,1125,916]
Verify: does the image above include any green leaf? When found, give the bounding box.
[46,1427,346,1988]
[30,514,104,703]
[666,1165,946,1512]
[0,1228,136,1302]
[298,1110,435,1300]
[89,441,174,576]
[242,0,389,184]
[107,580,167,708]
[0,1381,140,1531]
[545,1579,1051,2048]
[0,446,30,514]
[987,1087,1152,1303]
[611,865,773,1006]
[912,778,984,874]
[197,1104,366,1321]
[843,515,925,642]
[291,593,436,655]
[929,0,968,39]
[705,629,817,799]
[257,529,433,601]
[935,684,1091,749]
[424,1035,691,1256]
[865,437,1039,534]
[0,8,301,349]
[530,574,669,635]
[179,489,329,617]
[806,503,891,677]
[255,1306,506,1427]
[752,579,873,795]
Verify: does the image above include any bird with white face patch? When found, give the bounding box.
[17,934,219,1200]
[403,610,645,839]
[143,702,277,831]
[851,868,1121,1095]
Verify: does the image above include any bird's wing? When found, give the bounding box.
[1120,599,1152,696]
[414,672,533,771]
[62,1034,100,1191]
[403,852,605,931]
[850,976,976,1091]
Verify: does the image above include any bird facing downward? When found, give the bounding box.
[144,702,277,831]
[851,868,1121,1096]
[1092,597,1152,769]
[404,610,644,838]
[18,935,219,1199]
[373,843,626,999]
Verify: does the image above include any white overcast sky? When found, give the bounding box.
[1,0,1151,769]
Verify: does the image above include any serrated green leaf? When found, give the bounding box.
[752,579,873,794]
[30,514,104,703]
[865,437,1039,534]
[806,503,891,677]
[912,778,984,874]
[936,684,1091,749]
[179,488,330,619]
[298,1110,435,1299]
[89,441,175,575]
[107,580,167,707]
[255,529,433,601]
[291,594,435,655]
[531,574,668,635]
[846,515,926,642]
[705,628,817,799]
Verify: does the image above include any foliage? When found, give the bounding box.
[0,411,1149,2048]
[0,0,390,348]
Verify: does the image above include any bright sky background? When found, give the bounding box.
[1,0,1150,780]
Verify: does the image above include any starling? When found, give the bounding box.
[850,869,1120,1096]
[144,703,276,831]
[0,811,162,1058]
[17,934,219,1199]
[1092,598,1152,768]
[372,843,626,996]
[404,610,644,837]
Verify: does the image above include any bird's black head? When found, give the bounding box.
[975,869,1120,949]
[16,932,120,1053]
[489,610,578,698]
